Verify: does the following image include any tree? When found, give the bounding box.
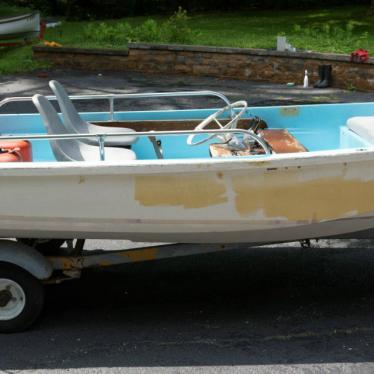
[369,0,374,15]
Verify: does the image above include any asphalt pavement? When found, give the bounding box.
[1,70,374,373]
[1,68,374,113]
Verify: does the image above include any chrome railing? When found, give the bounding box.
[0,91,233,120]
[0,128,271,161]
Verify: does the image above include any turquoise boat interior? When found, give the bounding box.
[0,100,374,162]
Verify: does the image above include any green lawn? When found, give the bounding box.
[0,5,373,74]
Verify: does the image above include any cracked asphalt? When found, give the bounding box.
[1,70,374,373]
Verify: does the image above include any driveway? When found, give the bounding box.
[1,69,373,113]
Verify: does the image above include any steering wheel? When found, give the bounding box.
[187,100,248,146]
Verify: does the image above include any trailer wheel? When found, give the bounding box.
[0,262,44,333]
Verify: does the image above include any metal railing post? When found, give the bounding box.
[109,96,114,121]
[97,134,106,161]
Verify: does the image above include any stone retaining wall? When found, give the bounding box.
[33,43,374,91]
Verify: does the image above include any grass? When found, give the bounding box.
[188,6,373,53]
[0,4,374,74]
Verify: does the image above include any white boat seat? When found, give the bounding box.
[347,116,374,144]
[49,80,137,147]
[32,94,136,162]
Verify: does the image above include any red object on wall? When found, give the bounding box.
[351,49,369,63]
[38,21,46,40]
[0,141,33,162]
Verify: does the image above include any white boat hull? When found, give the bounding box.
[0,12,40,40]
[1,148,374,243]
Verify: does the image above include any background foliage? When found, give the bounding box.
[6,0,372,19]
[83,8,195,45]
[0,1,373,74]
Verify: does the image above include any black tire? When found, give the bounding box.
[0,262,44,333]
[16,239,66,253]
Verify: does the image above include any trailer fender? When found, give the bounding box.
[0,240,52,280]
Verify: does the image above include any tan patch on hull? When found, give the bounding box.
[233,169,374,221]
[135,174,227,209]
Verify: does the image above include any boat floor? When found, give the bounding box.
[93,118,255,131]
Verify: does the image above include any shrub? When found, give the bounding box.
[161,7,193,44]
[83,21,133,46]
[132,19,161,43]
[83,8,195,46]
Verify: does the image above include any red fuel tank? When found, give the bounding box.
[0,141,32,162]
[0,152,21,162]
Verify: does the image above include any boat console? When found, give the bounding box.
[209,129,307,158]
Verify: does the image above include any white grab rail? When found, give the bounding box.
[0,91,233,120]
[0,128,271,161]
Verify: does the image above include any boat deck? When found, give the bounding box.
[0,90,373,163]
[0,102,372,162]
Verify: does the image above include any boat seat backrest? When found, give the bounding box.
[32,94,86,161]
[347,116,374,144]
[48,80,138,148]
[49,80,88,132]
[33,94,137,162]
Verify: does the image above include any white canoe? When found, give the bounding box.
[0,12,40,40]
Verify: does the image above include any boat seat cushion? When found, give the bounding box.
[347,117,374,144]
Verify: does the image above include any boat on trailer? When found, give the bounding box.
[1,83,374,332]
[0,87,374,244]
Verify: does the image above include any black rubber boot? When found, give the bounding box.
[314,65,325,88]
[316,65,332,88]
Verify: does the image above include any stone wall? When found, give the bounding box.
[33,43,374,91]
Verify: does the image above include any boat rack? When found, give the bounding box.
[0,238,255,332]
[47,241,254,282]
[0,90,233,120]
